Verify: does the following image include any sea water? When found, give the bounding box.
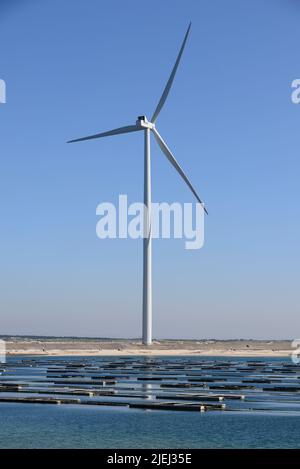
[0,356,299,449]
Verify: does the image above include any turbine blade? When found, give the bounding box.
[151,22,191,123]
[152,128,208,214]
[67,124,142,143]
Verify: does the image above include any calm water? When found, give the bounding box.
[0,355,299,448]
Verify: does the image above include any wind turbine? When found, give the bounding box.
[67,22,207,346]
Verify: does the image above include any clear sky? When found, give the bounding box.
[0,0,299,339]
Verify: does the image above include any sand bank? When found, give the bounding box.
[2,337,293,357]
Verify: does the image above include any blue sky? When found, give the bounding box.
[0,0,299,339]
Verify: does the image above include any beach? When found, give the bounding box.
[2,337,293,357]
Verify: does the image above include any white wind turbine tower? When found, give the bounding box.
[68,22,207,345]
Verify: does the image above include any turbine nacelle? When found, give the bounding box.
[136,116,155,130]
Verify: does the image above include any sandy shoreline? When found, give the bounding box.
[2,337,293,357]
